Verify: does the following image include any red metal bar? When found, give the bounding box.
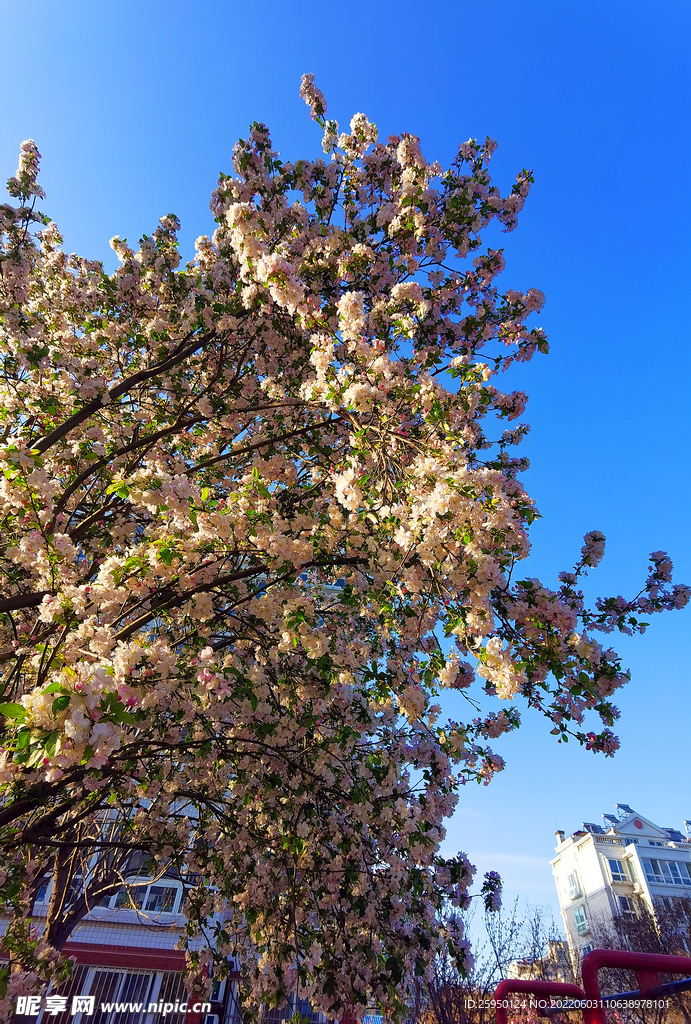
[494,978,586,1023]
[581,949,691,1024]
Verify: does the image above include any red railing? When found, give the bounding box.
[493,979,587,1024]
[581,949,691,1024]
[493,948,691,1022]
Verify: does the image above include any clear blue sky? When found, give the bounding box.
[3,0,689,925]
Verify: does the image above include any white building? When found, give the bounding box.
[551,804,691,960]
[6,873,227,1024]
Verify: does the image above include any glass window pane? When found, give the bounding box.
[574,906,588,933]
[567,873,580,897]
[115,885,146,909]
[89,971,121,1024]
[118,972,154,1019]
[643,858,663,882]
[145,885,177,913]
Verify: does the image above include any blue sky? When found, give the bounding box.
[2,0,689,925]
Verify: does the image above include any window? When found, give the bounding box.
[297,999,329,1024]
[643,858,664,883]
[608,858,627,882]
[209,977,225,1003]
[567,872,581,899]
[89,970,154,1024]
[574,906,589,934]
[34,882,49,905]
[667,862,691,886]
[34,964,189,1024]
[145,885,178,912]
[650,841,664,847]
[100,879,182,915]
[618,896,637,917]
[642,859,691,887]
[65,873,86,908]
[581,944,593,958]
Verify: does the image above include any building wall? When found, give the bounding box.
[3,885,227,1024]
[551,807,691,960]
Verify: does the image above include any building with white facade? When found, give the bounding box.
[551,804,691,960]
[7,852,331,1024]
[6,875,228,1024]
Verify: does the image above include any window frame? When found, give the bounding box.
[574,905,589,934]
[608,858,628,883]
[642,858,691,887]
[100,877,183,916]
[566,872,582,899]
[618,895,637,917]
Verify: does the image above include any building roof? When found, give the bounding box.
[554,806,691,850]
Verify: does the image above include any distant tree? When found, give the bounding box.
[423,902,573,1024]
[0,75,687,1018]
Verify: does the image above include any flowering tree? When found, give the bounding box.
[0,75,687,1017]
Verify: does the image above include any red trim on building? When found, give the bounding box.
[62,941,187,972]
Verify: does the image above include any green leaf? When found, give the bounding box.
[105,479,131,499]
[43,680,68,694]
[15,728,31,752]
[112,707,138,726]
[0,703,26,721]
[24,747,45,768]
[51,695,71,716]
[44,731,60,757]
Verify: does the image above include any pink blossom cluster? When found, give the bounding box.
[0,77,686,1017]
